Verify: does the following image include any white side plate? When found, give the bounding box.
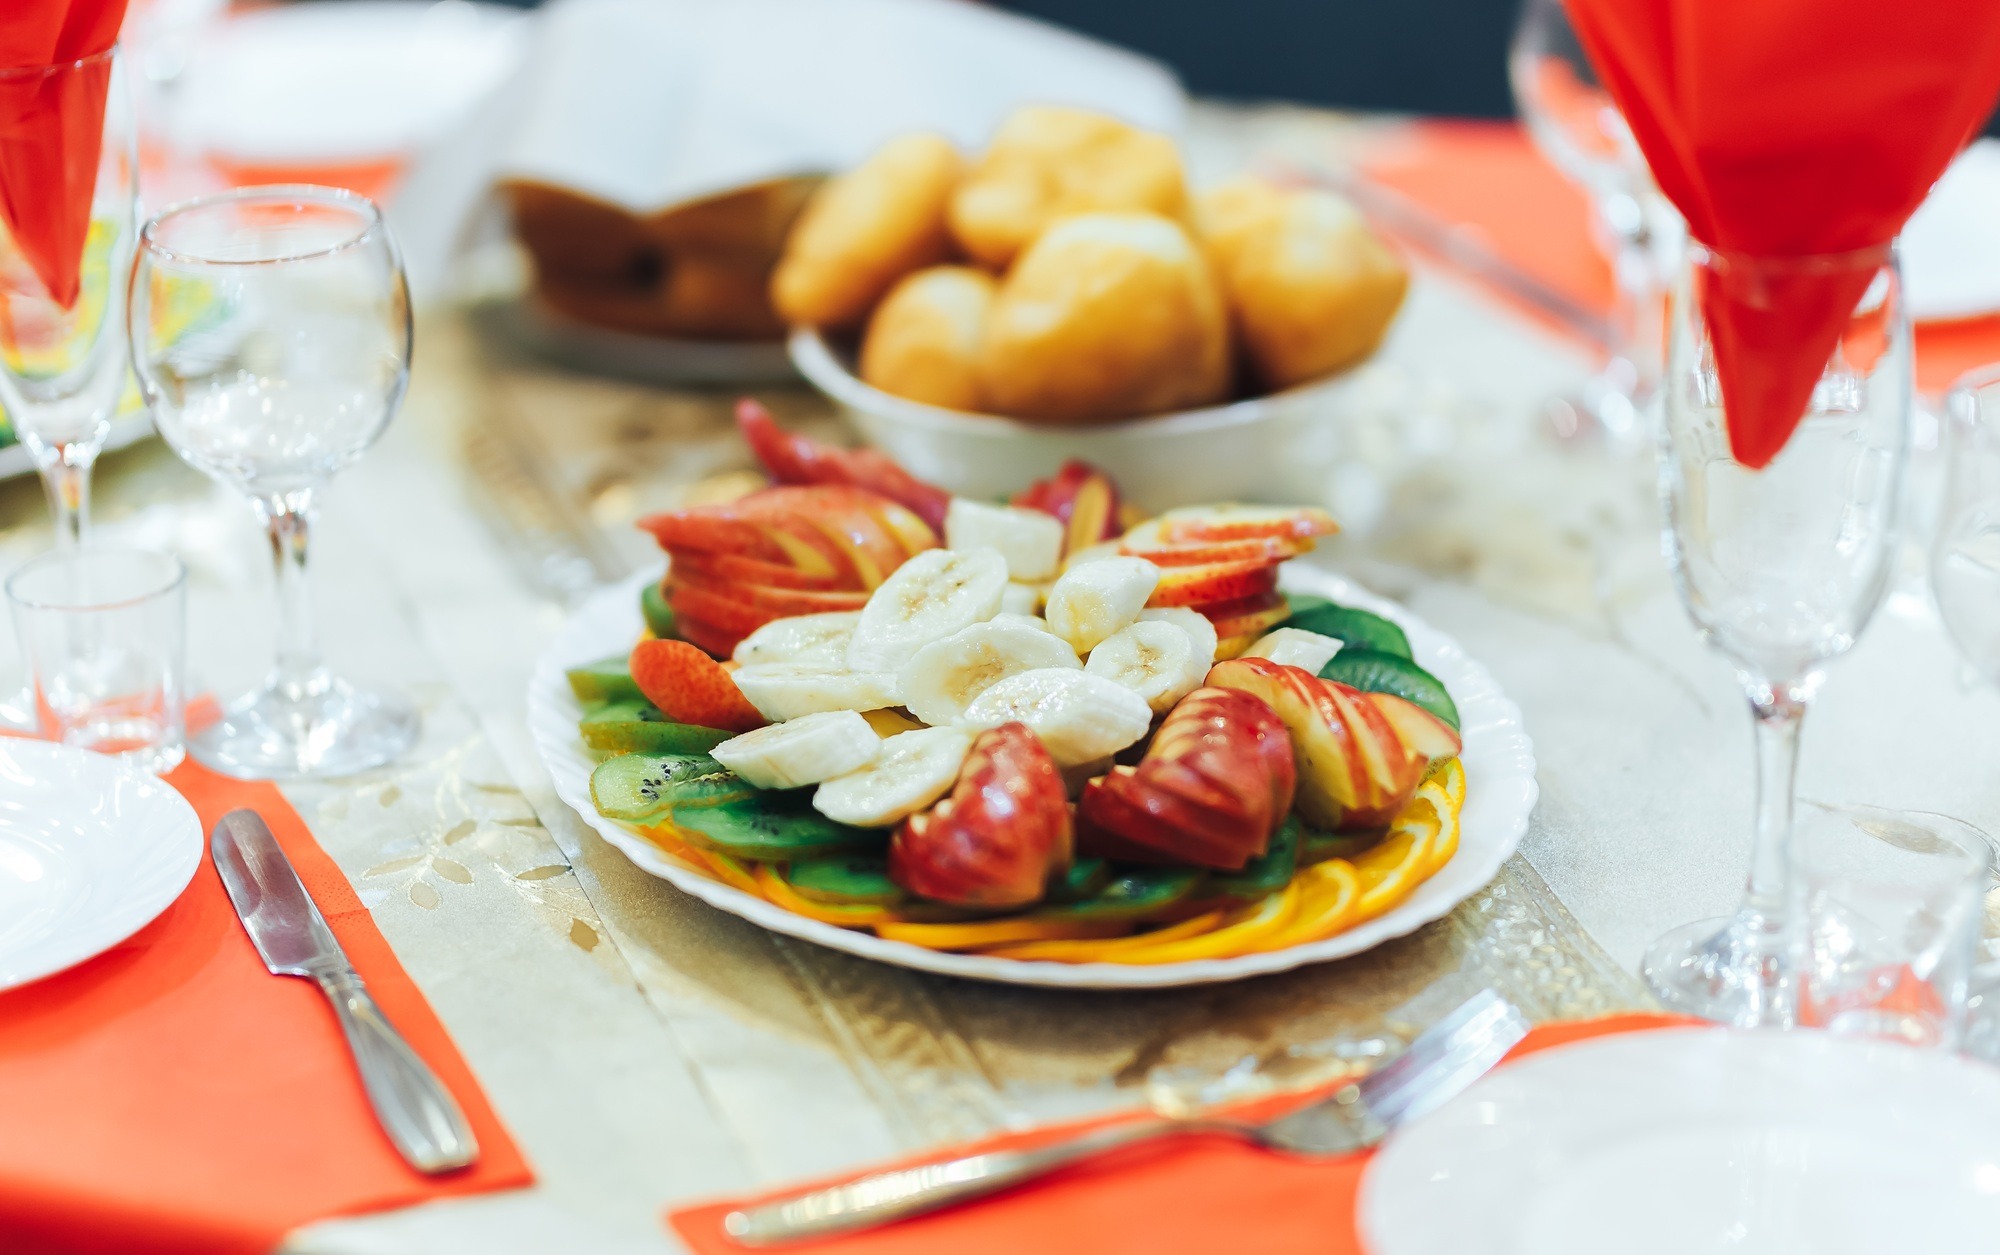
[527,566,1538,988]
[1361,1027,2000,1255]
[0,740,203,990]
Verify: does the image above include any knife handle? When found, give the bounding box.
[314,969,480,1174]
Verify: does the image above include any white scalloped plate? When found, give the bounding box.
[528,566,1538,988]
[0,739,203,990]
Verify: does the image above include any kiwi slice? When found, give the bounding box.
[1300,826,1385,866]
[590,753,754,821]
[1046,867,1204,921]
[785,854,906,906]
[640,581,677,639]
[579,703,731,755]
[566,655,645,706]
[1046,857,1112,904]
[1285,605,1412,660]
[673,794,883,862]
[1319,648,1460,729]
[1210,817,1300,901]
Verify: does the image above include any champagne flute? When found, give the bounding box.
[1935,367,2000,684]
[128,185,417,778]
[0,45,138,546]
[1646,242,1911,1025]
[1508,0,1677,443]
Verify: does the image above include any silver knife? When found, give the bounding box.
[212,808,479,1174]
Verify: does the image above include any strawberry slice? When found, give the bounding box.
[629,639,766,732]
[736,398,951,533]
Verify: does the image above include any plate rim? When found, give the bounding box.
[0,739,204,991]
[1357,1026,2000,1254]
[527,565,1539,989]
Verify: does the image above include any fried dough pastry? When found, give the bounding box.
[772,133,962,328]
[859,265,996,411]
[1198,178,1408,390]
[980,212,1231,422]
[949,105,1189,269]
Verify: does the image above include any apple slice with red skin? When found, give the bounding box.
[1118,528,1311,567]
[1202,592,1292,641]
[666,577,866,638]
[671,550,857,592]
[1368,691,1463,762]
[670,608,744,659]
[1148,560,1283,608]
[1154,504,1339,545]
[736,398,951,533]
[891,723,1073,908]
[1206,657,1426,830]
[1077,686,1297,870]
[1013,459,1126,555]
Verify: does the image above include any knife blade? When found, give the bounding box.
[212,808,479,1174]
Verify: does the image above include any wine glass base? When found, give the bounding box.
[1641,913,1796,1028]
[192,672,418,780]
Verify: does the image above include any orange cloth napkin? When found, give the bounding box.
[1361,119,2000,397]
[1561,0,2000,466]
[669,1013,1689,1255]
[0,761,532,1255]
[0,0,129,308]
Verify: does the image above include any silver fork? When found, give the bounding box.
[723,990,1529,1246]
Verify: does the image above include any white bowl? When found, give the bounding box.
[789,328,1366,512]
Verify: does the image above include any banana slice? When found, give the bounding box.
[1241,626,1342,673]
[1044,556,1159,654]
[711,710,880,790]
[732,664,902,721]
[813,726,974,827]
[1084,620,1208,713]
[945,499,1065,582]
[958,667,1152,766]
[1000,582,1045,615]
[1139,606,1219,663]
[898,619,1081,727]
[846,547,1010,673]
[732,611,862,667]
[992,611,1055,633]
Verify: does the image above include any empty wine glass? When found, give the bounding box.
[1509,0,1678,443]
[1647,242,1912,1025]
[1935,367,2000,684]
[128,185,416,778]
[0,45,138,546]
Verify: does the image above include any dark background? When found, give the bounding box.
[997,0,1517,116]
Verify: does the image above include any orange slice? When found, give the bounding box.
[874,915,1131,951]
[979,910,1231,961]
[1249,858,1362,952]
[1348,801,1442,923]
[1088,880,1302,965]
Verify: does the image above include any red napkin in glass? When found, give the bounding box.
[0,0,129,309]
[1562,0,2000,466]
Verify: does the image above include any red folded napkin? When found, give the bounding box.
[1562,0,2000,466]
[0,762,533,1255]
[669,1013,1691,1255]
[1360,119,2000,396]
[0,0,129,309]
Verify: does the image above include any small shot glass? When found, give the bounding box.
[6,547,188,774]
[1792,802,1992,1050]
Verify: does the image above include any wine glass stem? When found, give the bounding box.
[1742,690,1806,927]
[1599,200,1663,405]
[258,492,322,693]
[36,444,96,549]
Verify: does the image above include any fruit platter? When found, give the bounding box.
[527,403,1535,988]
